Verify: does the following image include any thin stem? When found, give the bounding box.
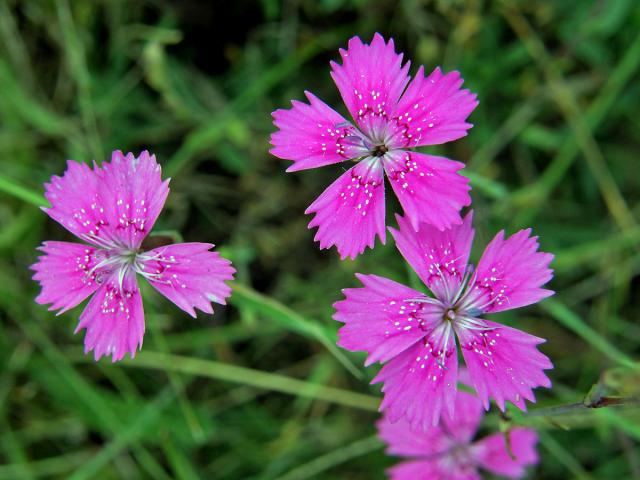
[523,397,640,419]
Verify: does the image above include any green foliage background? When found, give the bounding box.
[1,0,640,478]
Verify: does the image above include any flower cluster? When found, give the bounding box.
[31,32,554,479]
[272,33,553,478]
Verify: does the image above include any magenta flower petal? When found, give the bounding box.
[334,274,429,366]
[306,160,386,259]
[43,151,169,249]
[374,326,458,429]
[271,92,367,172]
[330,33,410,136]
[43,160,107,243]
[31,241,102,315]
[377,410,449,458]
[458,321,553,411]
[76,272,144,362]
[387,459,481,480]
[470,229,554,313]
[471,429,539,479]
[98,150,170,249]
[384,151,471,232]
[388,67,478,149]
[441,386,485,444]
[389,211,474,299]
[142,242,235,318]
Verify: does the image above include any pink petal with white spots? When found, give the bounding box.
[31,241,103,314]
[387,67,478,149]
[374,323,458,429]
[387,460,481,480]
[334,274,432,366]
[471,428,539,479]
[389,212,474,300]
[377,413,449,458]
[457,320,552,411]
[467,228,554,313]
[98,150,170,250]
[384,151,471,231]
[76,272,144,362]
[270,91,368,171]
[142,243,235,318]
[330,33,410,138]
[43,160,112,244]
[306,159,386,260]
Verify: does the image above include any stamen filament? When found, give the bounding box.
[455,315,494,331]
[449,265,475,306]
[405,296,441,306]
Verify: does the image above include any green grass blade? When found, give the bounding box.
[0,175,46,208]
[540,299,639,370]
[108,351,379,412]
[68,388,176,480]
[274,435,383,480]
[230,283,362,379]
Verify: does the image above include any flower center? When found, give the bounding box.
[84,247,138,288]
[371,144,388,157]
[445,442,475,474]
[444,308,456,322]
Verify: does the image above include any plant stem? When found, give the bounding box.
[523,397,640,419]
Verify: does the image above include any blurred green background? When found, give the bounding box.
[1,0,640,478]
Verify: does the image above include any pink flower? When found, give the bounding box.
[270,33,478,259]
[378,390,539,480]
[31,151,235,362]
[334,211,554,429]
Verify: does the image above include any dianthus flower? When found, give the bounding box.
[31,151,235,361]
[378,390,539,479]
[334,211,553,428]
[271,33,478,259]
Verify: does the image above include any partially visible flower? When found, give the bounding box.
[377,390,539,480]
[31,151,235,361]
[271,33,478,259]
[334,211,553,429]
